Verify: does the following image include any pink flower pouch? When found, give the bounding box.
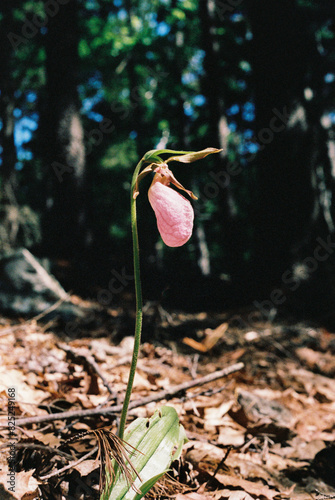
[148,180,194,247]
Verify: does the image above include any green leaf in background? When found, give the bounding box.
[101,406,187,500]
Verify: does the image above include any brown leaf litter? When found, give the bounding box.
[0,302,335,499]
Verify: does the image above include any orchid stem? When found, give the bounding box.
[118,157,145,441]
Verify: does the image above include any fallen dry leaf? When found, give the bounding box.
[0,470,40,500]
[213,472,280,500]
[217,491,254,500]
[175,494,210,500]
[73,458,99,476]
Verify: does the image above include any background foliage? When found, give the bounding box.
[1,0,335,319]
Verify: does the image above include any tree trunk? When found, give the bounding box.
[245,0,331,288]
[0,1,17,203]
[199,0,246,283]
[41,0,86,258]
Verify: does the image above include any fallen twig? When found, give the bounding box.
[6,362,244,427]
[314,492,335,500]
[0,442,73,461]
[39,446,99,481]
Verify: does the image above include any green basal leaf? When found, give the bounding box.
[101,406,187,500]
[132,471,168,500]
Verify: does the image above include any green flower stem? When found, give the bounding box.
[118,157,145,441]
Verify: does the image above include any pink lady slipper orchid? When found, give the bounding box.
[148,164,198,247]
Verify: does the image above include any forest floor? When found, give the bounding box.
[1,296,335,500]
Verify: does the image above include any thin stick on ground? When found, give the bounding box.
[5,362,244,428]
[39,446,99,481]
[0,442,73,461]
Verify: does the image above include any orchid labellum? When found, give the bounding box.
[148,164,197,247]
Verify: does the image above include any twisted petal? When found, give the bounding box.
[148,180,194,247]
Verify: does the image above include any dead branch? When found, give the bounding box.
[39,446,99,481]
[6,362,244,427]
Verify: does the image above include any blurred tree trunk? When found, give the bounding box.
[0,1,17,203]
[199,0,227,155]
[199,0,246,285]
[40,0,86,258]
[124,0,145,152]
[245,0,333,289]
